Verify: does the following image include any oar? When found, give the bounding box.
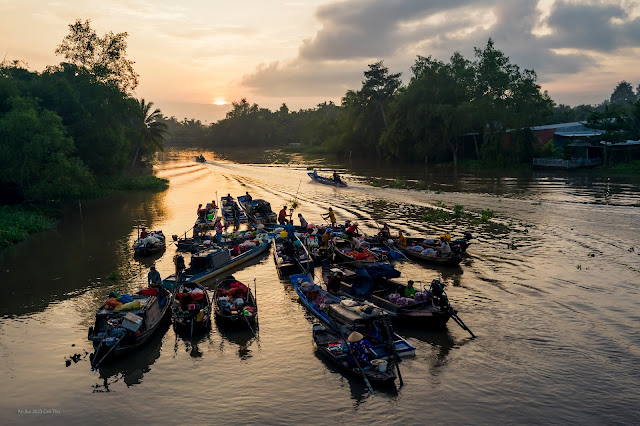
[241,311,257,337]
[329,319,374,395]
[381,320,404,386]
[450,310,475,338]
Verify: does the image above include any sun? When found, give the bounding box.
[212,97,228,106]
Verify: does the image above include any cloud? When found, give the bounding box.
[241,0,640,106]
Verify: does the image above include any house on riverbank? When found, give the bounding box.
[532,122,604,169]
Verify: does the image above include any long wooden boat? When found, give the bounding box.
[237,195,277,224]
[370,233,473,254]
[213,277,258,328]
[324,265,453,328]
[220,195,248,225]
[163,238,271,289]
[307,172,347,187]
[172,283,212,336]
[394,239,463,267]
[272,234,314,277]
[133,230,166,256]
[312,323,396,385]
[88,288,172,366]
[291,273,415,357]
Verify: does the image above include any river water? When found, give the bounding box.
[1,151,639,424]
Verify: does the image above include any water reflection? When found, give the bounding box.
[92,322,170,391]
[215,318,258,360]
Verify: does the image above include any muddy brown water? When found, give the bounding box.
[1,151,639,424]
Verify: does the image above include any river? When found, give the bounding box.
[1,150,639,424]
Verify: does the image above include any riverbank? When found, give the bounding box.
[0,174,168,249]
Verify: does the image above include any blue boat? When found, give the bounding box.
[307,171,347,187]
[220,195,248,225]
[290,273,415,358]
[163,238,271,291]
[237,195,277,224]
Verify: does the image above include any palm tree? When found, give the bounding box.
[131,98,168,170]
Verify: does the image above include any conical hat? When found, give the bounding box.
[347,331,363,342]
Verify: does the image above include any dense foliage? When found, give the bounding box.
[0,19,166,204]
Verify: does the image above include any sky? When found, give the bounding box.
[2,0,640,123]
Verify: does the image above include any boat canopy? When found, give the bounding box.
[350,264,401,297]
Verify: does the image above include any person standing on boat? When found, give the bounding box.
[380,223,391,239]
[215,219,224,244]
[312,170,318,178]
[298,213,308,229]
[333,171,341,183]
[322,207,337,227]
[232,203,241,226]
[345,222,359,238]
[284,221,296,239]
[326,271,343,295]
[192,224,200,239]
[140,226,148,239]
[278,205,288,225]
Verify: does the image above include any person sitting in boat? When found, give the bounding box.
[209,200,217,213]
[312,170,318,178]
[181,290,194,312]
[278,205,288,225]
[438,237,452,256]
[284,222,296,239]
[192,224,201,239]
[349,235,362,251]
[245,192,252,202]
[380,223,391,239]
[298,213,308,229]
[140,227,148,239]
[322,207,337,227]
[148,266,164,302]
[345,222,358,238]
[397,231,407,247]
[333,171,341,183]
[347,331,370,367]
[404,280,417,298]
[326,271,343,295]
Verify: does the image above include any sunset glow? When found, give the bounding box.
[213,97,229,106]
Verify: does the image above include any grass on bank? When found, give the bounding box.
[0,205,57,248]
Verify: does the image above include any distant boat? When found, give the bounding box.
[195,155,206,162]
[308,172,347,187]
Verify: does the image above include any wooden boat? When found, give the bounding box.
[307,172,347,187]
[272,234,314,277]
[195,155,206,162]
[291,273,415,357]
[332,238,388,267]
[88,288,172,366]
[394,238,463,267]
[312,323,396,385]
[237,195,277,224]
[195,208,220,230]
[324,264,453,328]
[220,195,248,225]
[172,283,212,336]
[371,233,473,254]
[132,230,166,256]
[163,237,271,288]
[213,277,258,328]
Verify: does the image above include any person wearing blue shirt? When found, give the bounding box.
[284,222,296,239]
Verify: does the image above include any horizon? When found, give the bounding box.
[2,0,640,123]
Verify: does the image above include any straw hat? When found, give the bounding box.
[347,331,363,342]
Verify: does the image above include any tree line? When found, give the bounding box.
[0,19,167,204]
[165,39,640,168]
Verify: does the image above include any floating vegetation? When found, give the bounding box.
[588,253,595,257]
[434,189,443,194]
[389,179,406,189]
[480,209,494,223]
[107,272,119,281]
[453,204,464,217]
[576,264,582,270]
[371,178,382,187]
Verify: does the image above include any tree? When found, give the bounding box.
[361,61,402,132]
[55,19,139,94]
[610,81,637,105]
[131,99,167,169]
